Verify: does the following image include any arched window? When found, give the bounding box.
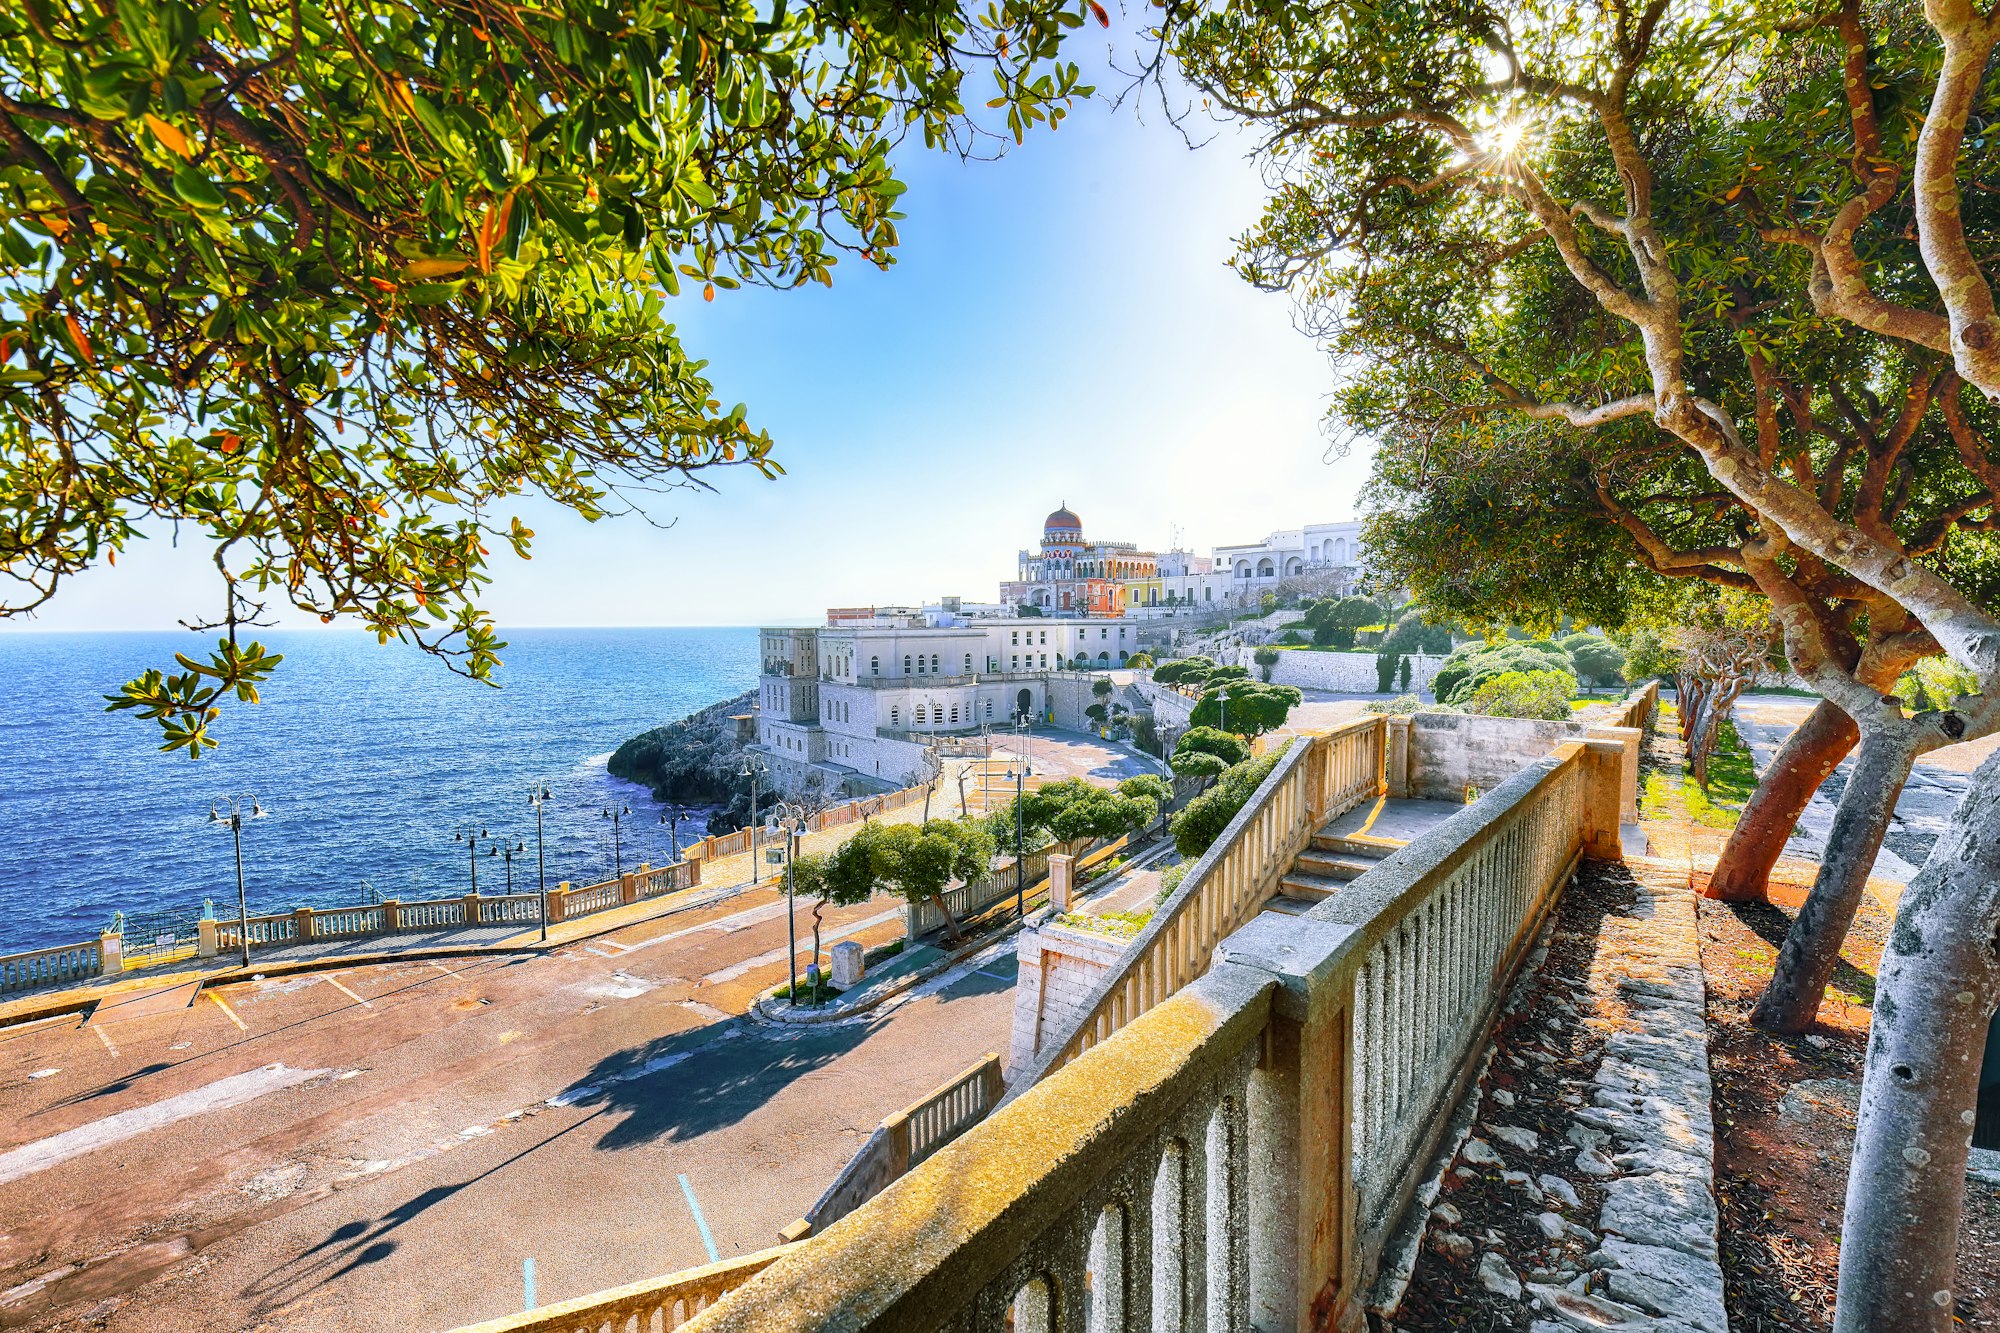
[891,706,900,726]
[950,704,959,723]
[964,654,973,673]
[1257,558,1275,577]
[931,654,940,672]
[870,655,879,675]
[985,700,994,718]
[1334,537,1348,563]
[904,654,913,674]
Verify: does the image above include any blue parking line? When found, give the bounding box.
[679,1173,720,1262]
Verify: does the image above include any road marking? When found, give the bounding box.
[90,1025,119,1058]
[428,960,464,980]
[323,976,374,1010]
[524,1257,536,1310]
[702,908,903,983]
[210,992,248,1031]
[0,1063,325,1186]
[678,1174,720,1262]
[973,968,1014,983]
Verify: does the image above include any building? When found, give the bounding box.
[752,616,1146,794]
[1001,505,1157,617]
[1213,520,1369,596]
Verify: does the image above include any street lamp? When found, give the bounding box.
[1003,763,1028,919]
[740,756,768,884]
[453,824,493,894]
[528,782,552,941]
[600,803,631,876]
[489,838,528,893]
[659,804,685,863]
[770,801,805,1005]
[209,794,265,969]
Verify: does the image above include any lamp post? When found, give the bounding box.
[209,794,264,969]
[1003,763,1028,919]
[771,801,805,1004]
[490,838,527,893]
[600,803,631,877]
[658,805,685,863]
[740,756,767,884]
[453,824,492,894]
[528,782,552,942]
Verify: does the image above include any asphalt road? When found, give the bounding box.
[0,882,1019,1333]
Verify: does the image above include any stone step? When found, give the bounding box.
[1293,850,1380,881]
[1310,831,1405,856]
[1263,894,1326,917]
[1278,872,1347,901]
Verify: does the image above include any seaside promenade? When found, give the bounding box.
[0,729,1161,1333]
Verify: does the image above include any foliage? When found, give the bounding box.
[1301,594,1379,648]
[1380,610,1454,657]
[1017,605,1045,618]
[988,775,1159,856]
[1671,592,1777,788]
[1463,669,1577,720]
[1,0,1093,755]
[1559,634,1627,693]
[1168,750,1229,782]
[1253,645,1281,679]
[1156,860,1189,902]
[1894,657,1984,713]
[1619,629,1681,684]
[1092,676,1114,698]
[1399,656,1413,692]
[1084,702,1108,723]
[1126,651,1154,669]
[1153,655,1217,687]
[823,817,996,908]
[1188,679,1302,736]
[1170,742,1290,858]
[1172,723,1251,769]
[1364,693,1424,715]
[1130,711,1160,756]
[1375,651,1399,693]
[1431,640,1571,706]
[1278,629,1308,646]
[1259,592,1278,615]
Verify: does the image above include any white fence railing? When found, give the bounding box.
[0,939,107,997]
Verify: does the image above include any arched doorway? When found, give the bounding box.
[1016,687,1033,720]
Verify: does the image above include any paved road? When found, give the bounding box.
[0,881,1018,1333]
[1731,691,1999,882]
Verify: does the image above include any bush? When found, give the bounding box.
[1375,651,1400,692]
[1431,639,1571,705]
[1154,655,1217,687]
[1173,725,1253,768]
[1170,743,1292,858]
[1558,633,1626,693]
[1363,693,1424,715]
[1619,628,1678,682]
[1464,669,1578,720]
[1379,609,1455,656]
[1254,646,1281,680]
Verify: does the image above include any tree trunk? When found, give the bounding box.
[1752,730,1916,1032]
[1706,699,1858,901]
[811,902,825,1002]
[1834,749,2000,1333]
[928,891,964,944]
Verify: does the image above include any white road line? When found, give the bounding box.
[0,1063,325,1186]
[209,992,248,1031]
[427,960,464,980]
[322,976,374,1010]
[90,1025,119,1058]
[701,909,903,984]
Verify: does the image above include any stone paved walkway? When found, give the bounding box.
[1391,858,1727,1333]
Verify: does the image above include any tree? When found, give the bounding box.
[1431,640,1571,706]
[1153,655,1216,687]
[1559,634,1626,695]
[1465,668,1575,721]
[1375,650,1399,693]
[1167,1,2000,1319]
[1127,652,1155,669]
[1253,645,1281,680]
[1620,629,1680,684]
[784,851,865,1003]
[995,776,1159,859]
[1,0,1092,756]
[823,818,994,944]
[1670,600,1776,790]
[1170,743,1289,858]
[1188,679,1302,737]
[1169,725,1251,789]
[1399,656,1413,692]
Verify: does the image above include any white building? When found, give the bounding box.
[1212,520,1369,595]
[753,618,1146,792]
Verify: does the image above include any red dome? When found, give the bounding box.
[1043,505,1082,532]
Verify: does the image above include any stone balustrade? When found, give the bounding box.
[0,938,109,996]
[669,738,1619,1333]
[452,1246,791,1333]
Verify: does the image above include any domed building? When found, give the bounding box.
[1003,504,1159,616]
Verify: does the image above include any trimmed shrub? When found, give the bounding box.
[1170,743,1292,858]
[1464,669,1577,720]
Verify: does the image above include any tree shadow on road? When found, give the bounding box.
[559,1019,870,1151]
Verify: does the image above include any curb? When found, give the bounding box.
[747,918,1035,1028]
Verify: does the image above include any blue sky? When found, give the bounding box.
[15,74,1372,632]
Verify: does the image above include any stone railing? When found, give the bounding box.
[452,1246,790,1333]
[784,1054,1006,1242]
[669,738,1624,1333]
[904,846,1057,938]
[1011,716,1388,1090]
[0,938,109,996]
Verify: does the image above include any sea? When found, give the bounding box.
[0,627,758,954]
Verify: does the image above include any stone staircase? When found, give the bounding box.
[1266,821,1406,916]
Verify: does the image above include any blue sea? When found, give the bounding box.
[0,628,758,954]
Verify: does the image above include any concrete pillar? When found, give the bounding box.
[685,858,701,887]
[1580,737,1628,861]
[383,899,401,930]
[294,906,315,942]
[1586,724,1643,825]
[197,918,218,958]
[1386,716,1412,800]
[831,939,866,989]
[1006,930,1048,1080]
[99,929,123,977]
[548,884,569,925]
[462,893,482,926]
[1212,914,1363,1333]
[1047,854,1076,912]
[620,872,639,906]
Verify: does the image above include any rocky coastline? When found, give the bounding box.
[606,689,762,833]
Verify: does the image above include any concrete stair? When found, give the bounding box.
[1277,819,1406,904]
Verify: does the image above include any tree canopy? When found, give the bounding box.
[1,0,1091,753]
[989,775,1161,856]
[1188,679,1300,735]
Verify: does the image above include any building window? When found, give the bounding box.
[985,700,994,718]
[964,654,973,672]
[870,655,879,675]
[1011,655,1019,670]
[891,707,900,726]
[1012,631,1019,645]
[950,705,959,723]
[904,654,913,674]
[931,654,940,672]
[1040,654,1048,668]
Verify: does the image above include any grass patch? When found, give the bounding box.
[1681,718,1759,829]
[864,939,905,966]
[1641,772,1674,821]
[769,978,844,1003]
[1053,908,1154,939]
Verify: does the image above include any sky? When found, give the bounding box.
[10,59,1372,633]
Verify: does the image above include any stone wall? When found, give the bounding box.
[1131,676,1195,730]
[1007,922,1132,1078]
[1253,647,1450,694]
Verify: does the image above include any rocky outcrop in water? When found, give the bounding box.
[607,691,758,827]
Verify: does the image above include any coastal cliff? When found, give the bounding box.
[607,690,760,829]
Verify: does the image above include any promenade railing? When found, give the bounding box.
[452,1246,791,1333]
[0,939,108,997]
[664,737,1622,1333]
